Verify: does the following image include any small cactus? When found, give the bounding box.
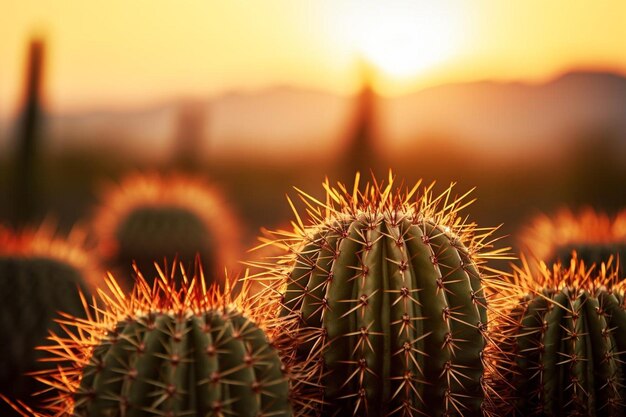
[250,173,510,417]
[17,263,293,417]
[492,255,626,416]
[519,208,626,275]
[92,173,241,288]
[0,226,95,415]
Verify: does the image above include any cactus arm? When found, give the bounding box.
[359,218,384,415]
[570,294,592,415]
[428,223,485,414]
[300,230,339,327]
[514,295,547,413]
[124,314,170,417]
[600,293,626,356]
[191,314,219,416]
[232,314,291,416]
[386,218,425,413]
[584,295,616,415]
[598,292,626,408]
[403,219,450,416]
[71,342,110,413]
[541,291,568,416]
[323,220,365,403]
[215,313,258,417]
[456,248,487,327]
[282,238,323,314]
[82,321,140,416]
[160,314,190,413]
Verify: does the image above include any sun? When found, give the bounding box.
[345,1,463,80]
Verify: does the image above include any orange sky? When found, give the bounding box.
[2,0,626,117]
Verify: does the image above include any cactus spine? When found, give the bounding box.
[252,173,510,417]
[92,173,241,287]
[519,208,626,275]
[27,263,291,417]
[494,256,626,416]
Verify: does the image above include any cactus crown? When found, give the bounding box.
[519,208,626,275]
[493,255,626,416]
[92,173,241,283]
[0,225,93,278]
[251,172,511,417]
[10,262,291,417]
[0,225,96,415]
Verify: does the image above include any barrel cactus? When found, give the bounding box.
[519,208,626,275]
[92,173,241,288]
[0,226,96,415]
[492,255,626,416]
[19,263,293,417]
[251,173,511,417]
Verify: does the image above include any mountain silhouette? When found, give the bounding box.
[1,70,625,162]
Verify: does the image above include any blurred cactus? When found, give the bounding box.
[519,208,626,275]
[172,100,209,170]
[22,263,292,417]
[492,255,626,416]
[92,173,241,288]
[250,173,511,416]
[0,226,95,415]
[13,38,45,226]
[340,60,382,181]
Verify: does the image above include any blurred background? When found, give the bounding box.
[2,0,626,265]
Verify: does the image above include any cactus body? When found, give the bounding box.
[93,173,241,287]
[0,227,94,415]
[255,174,508,417]
[75,308,289,417]
[29,263,292,417]
[496,257,626,416]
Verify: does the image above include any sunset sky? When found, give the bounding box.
[2,0,626,117]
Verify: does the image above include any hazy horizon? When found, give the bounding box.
[4,0,626,118]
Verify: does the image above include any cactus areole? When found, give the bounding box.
[30,265,292,417]
[264,173,507,417]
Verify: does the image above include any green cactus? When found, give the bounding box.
[93,173,241,287]
[74,308,289,417]
[0,228,92,416]
[498,257,626,416]
[254,174,508,417]
[29,263,292,417]
[115,205,215,275]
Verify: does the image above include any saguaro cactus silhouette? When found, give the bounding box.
[340,60,382,181]
[14,38,45,225]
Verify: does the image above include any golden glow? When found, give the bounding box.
[2,1,626,114]
[7,263,282,416]
[519,208,626,265]
[92,172,241,281]
[0,224,101,291]
[343,1,463,79]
